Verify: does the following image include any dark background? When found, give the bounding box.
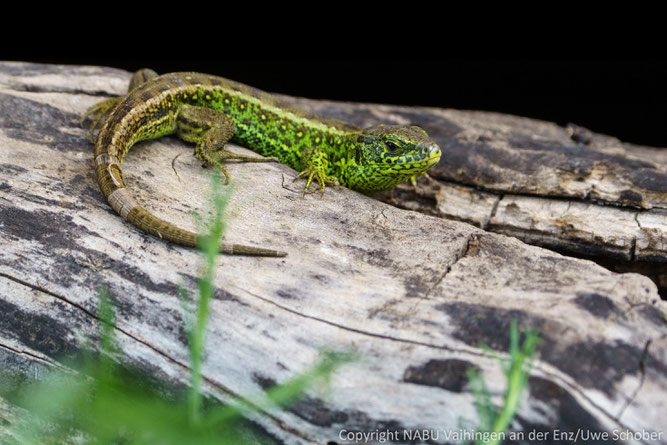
[31,59,667,148]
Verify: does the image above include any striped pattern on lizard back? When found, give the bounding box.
[88,70,441,256]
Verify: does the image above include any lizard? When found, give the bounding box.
[85,69,441,257]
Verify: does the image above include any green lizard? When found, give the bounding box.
[86,69,441,257]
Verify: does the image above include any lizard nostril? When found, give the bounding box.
[420,144,440,157]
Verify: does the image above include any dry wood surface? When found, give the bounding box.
[0,62,665,444]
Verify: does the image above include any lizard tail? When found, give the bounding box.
[94,150,287,257]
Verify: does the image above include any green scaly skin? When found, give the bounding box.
[86,69,441,257]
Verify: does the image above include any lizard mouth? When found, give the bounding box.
[426,148,441,166]
[378,142,441,170]
[425,143,441,164]
[409,143,441,171]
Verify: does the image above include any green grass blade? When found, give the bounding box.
[470,321,542,445]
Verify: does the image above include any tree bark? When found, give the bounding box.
[0,62,665,444]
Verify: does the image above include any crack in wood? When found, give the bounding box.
[615,339,651,422]
[0,273,191,375]
[0,342,63,378]
[2,62,664,440]
[437,177,657,210]
[400,233,480,320]
[6,83,118,97]
[0,341,58,368]
[234,279,638,432]
[427,233,479,297]
[0,272,311,441]
[481,194,502,230]
[84,233,661,438]
[237,284,459,355]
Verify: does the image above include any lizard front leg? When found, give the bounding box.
[176,105,279,184]
[294,146,339,196]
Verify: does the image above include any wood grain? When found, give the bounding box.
[1,62,665,444]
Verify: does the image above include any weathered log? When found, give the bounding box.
[1,62,666,444]
[277,96,667,296]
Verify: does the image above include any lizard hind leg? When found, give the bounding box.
[83,68,160,142]
[128,68,159,91]
[83,97,123,142]
[176,105,279,184]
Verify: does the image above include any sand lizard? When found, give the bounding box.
[86,69,441,257]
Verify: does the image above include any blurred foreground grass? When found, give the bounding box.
[0,170,539,444]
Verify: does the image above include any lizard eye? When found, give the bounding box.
[385,141,400,152]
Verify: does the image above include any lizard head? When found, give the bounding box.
[345,125,441,194]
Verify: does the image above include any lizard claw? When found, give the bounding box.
[408,172,435,190]
[203,156,232,185]
[294,168,339,197]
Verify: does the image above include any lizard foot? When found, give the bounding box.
[294,168,339,197]
[199,149,280,186]
[408,172,434,190]
[202,157,232,185]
